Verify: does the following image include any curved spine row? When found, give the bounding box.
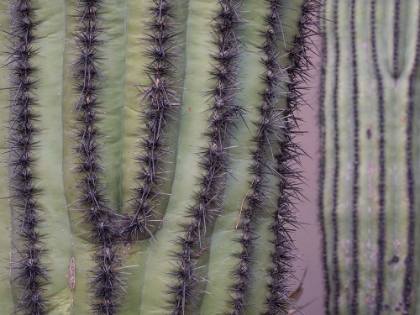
[71,1,123,314]
[8,1,49,314]
[119,0,180,243]
[227,0,294,315]
[169,1,244,313]
[264,1,320,314]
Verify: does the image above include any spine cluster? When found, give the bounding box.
[169,1,244,313]
[71,1,123,314]
[226,1,316,314]
[266,1,319,314]
[227,6,278,311]
[8,1,49,314]
[120,0,180,243]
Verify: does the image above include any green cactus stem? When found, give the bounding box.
[319,0,420,314]
[167,1,246,313]
[118,0,181,244]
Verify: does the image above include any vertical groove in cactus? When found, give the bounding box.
[225,0,305,312]
[8,1,50,314]
[227,0,281,311]
[168,1,245,313]
[0,0,318,314]
[71,1,123,313]
[119,0,180,244]
[320,0,420,314]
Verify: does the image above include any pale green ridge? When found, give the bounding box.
[202,0,308,313]
[25,0,73,312]
[335,0,354,312]
[378,0,412,311]
[231,1,273,313]
[199,0,267,311]
[117,0,145,313]
[60,1,92,315]
[59,0,122,313]
[61,0,81,238]
[117,0,158,313]
[355,0,379,312]
[0,0,15,312]
[117,0,130,215]
[119,0,190,312]
[118,0,148,216]
[119,0,187,230]
[380,1,403,311]
[248,0,307,313]
[391,2,420,313]
[137,0,219,313]
[99,0,132,211]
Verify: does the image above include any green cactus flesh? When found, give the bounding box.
[0,0,318,314]
[319,0,420,314]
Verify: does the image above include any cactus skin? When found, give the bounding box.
[0,0,317,314]
[320,0,420,314]
[71,0,124,314]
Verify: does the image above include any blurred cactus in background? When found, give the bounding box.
[319,0,420,314]
[0,0,319,314]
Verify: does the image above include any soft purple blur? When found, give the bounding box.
[292,35,325,315]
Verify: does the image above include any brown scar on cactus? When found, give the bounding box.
[69,257,76,291]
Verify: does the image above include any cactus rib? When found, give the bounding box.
[349,0,360,312]
[168,1,244,313]
[370,1,386,313]
[402,6,420,313]
[330,0,341,312]
[227,0,288,313]
[7,1,49,314]
[120,0,180,244]
[321,0,420,312]
[71,0,123,313]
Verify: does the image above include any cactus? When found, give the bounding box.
[0,0,319,314]
[319,0,420,314]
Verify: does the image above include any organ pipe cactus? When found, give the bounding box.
[0,0,319,314]
[319,0,420,314]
